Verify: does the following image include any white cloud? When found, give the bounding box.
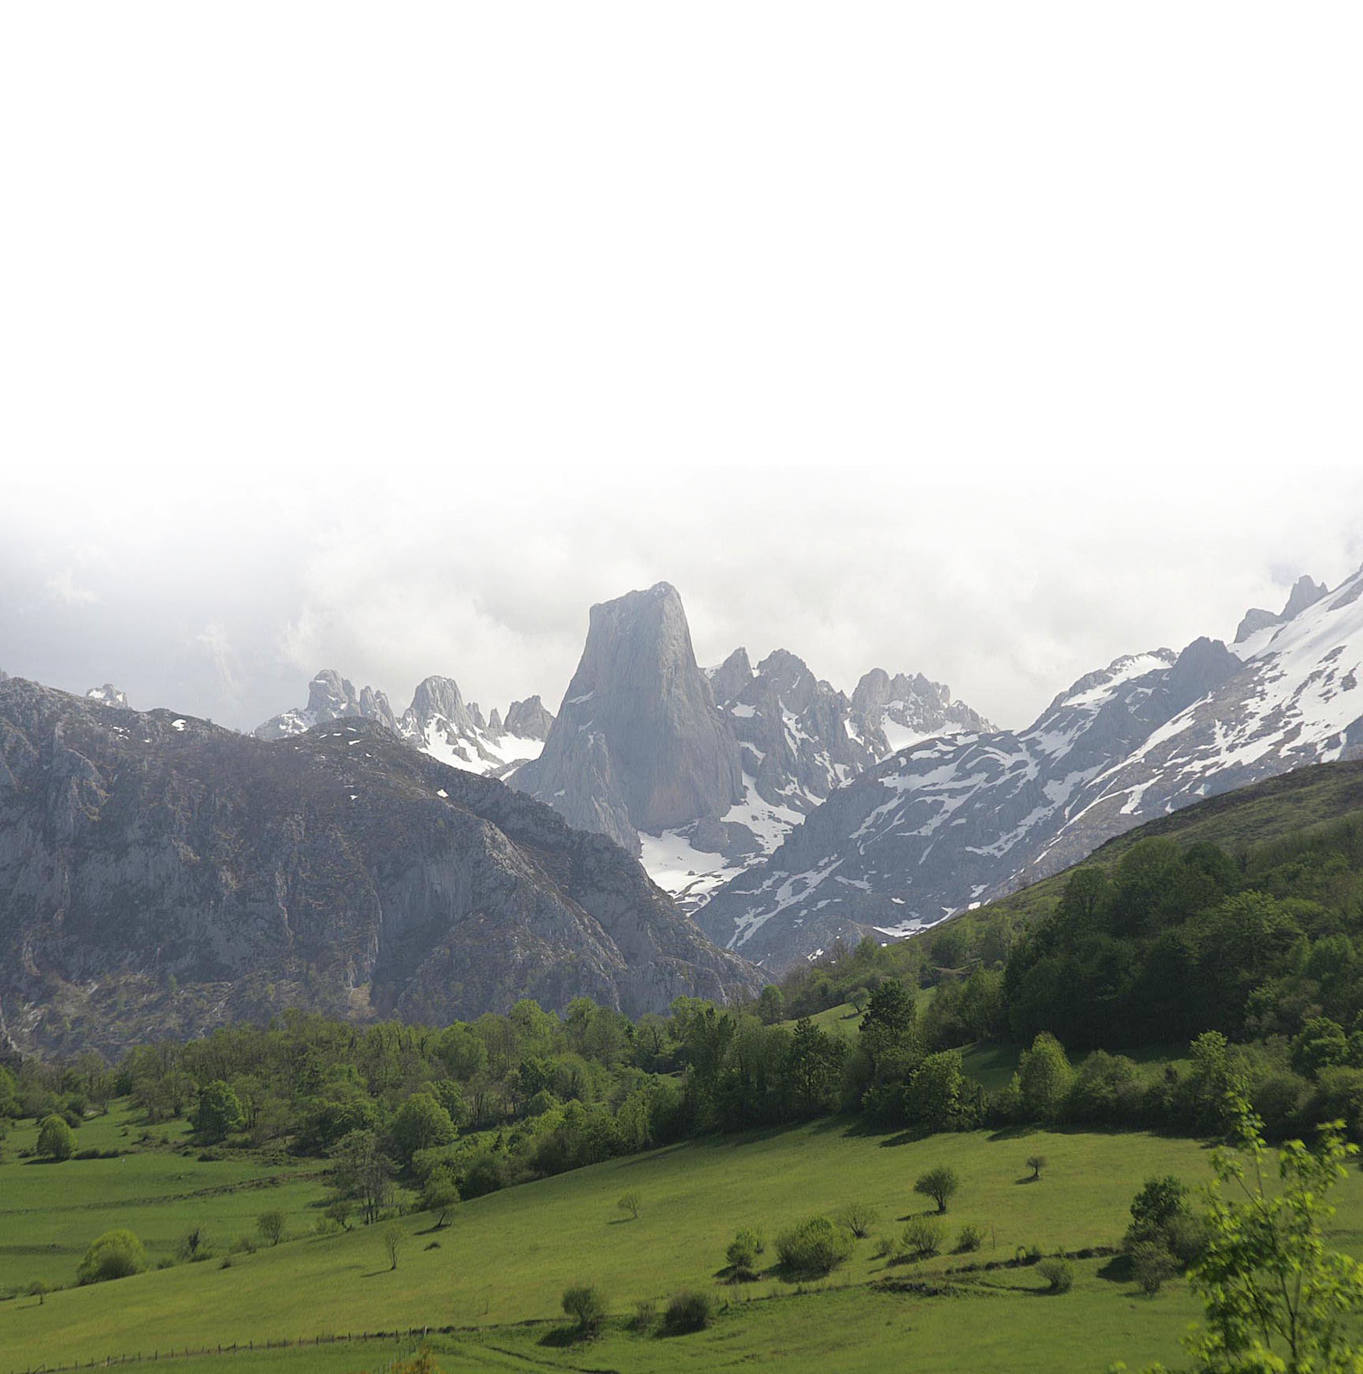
[1,6,1360,730]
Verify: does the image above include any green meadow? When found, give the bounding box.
[8,1102,1347,1374]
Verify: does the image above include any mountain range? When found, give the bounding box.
[0,677,756,1056]
[697,571,1363,968]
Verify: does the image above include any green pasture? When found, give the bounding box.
[0,1113,1252,1372]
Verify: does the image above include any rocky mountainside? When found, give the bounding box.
[697,568,1363,971]
[256,671,553,778]
[513,584,993,909]
[0,676,757,1056]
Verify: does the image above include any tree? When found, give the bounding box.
[77,1229,147,1284]
[1182,1097,1363,1372]
[192,1081,245,1144]
[1016,1032,1073,1122]
[726,1228,763,1279]
[421,1164,460,1227]
[331,1129,394,1225]
[390,1093,457,1164]
[257,1210,285,1246]
[1026,1154,1047,1181]
[177,1225,212,1261]
[617,1191,641,1221]
[383,1224,403,1271]
[756,985,786,1025]
[37,1113,75,1161]
[562,1284,607,1335]
[914,1165,959,1214]
[836,1201,879,1238]
[786,1017,847,1117]
[27,1280,47,1306]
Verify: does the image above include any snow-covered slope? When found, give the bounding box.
[699,567,1363,971]
[255,671,552,778]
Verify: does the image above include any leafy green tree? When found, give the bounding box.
[904,1049,971,1132]
[1016,1032,1073,1122]
[383,1224,402,1271]
[858,980,917,1080]
[37,1113,75,1161]
[562,1283,607,1334]
[786,1017,847,1117]
[257,1210,285,1246]
[192,1080,245,1143]
[77,1229,147,1284]
[1184,1097,1363,1372]
[914,1165,959,1214]
[1026,1154,1047,1181]
[421,1163,460,1227]
[27,1280,47,1306]
[391,1092,457,1163]
[331,1129,394,1224]
[756,985,786,1025]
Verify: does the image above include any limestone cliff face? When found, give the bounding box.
[0,677,758,1056]
[514,584,744,851]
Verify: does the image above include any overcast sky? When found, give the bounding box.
[3,5,1361,733]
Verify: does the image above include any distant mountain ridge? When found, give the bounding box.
[256,669,554,778]
[696,567,1363,970]
[0,676,757,1056]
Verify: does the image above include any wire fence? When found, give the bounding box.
[6,1325,449,1374]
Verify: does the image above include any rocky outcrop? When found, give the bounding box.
[505,695,555,741]
[514,584,745,851]
[0,677,758,1056]
[1234,575,1329,645]
[255,669,399,739]
[85,684,130,710]
[850,669,993,752]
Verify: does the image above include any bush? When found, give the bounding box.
[617,1191,641,1221]
[836,1201,879,1238]
[1130,1241,1175,1296]
[955,1224,983,1253]
[631,1299,657,1333]
[77,1229,147,1284]
[37,1114,75,1162]
[1025,1154,1047,1180]
[726,1228,763,1278]
[776,1216,855,1276]
[229,1236,256,1255]
[1037,1256,1073,1293]
[874,1234,895,1259]
[562,1284,607,1335]
[913,1165,959,1214]
[899,1215,942,1259]
[663,1289,716,1335]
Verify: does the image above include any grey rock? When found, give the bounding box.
[85,684,131,710]
[514,583,744,851]
[0,676,759,1056]
[505,695,555,741]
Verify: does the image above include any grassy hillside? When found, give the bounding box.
[0,1109,1242,1373]
[979,758,1363,930]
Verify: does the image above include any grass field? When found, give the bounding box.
[2,1101,1319,1374]
[0,1105,332,1295]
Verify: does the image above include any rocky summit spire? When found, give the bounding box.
[513,583,744,851]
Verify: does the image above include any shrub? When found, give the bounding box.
[1164,1212,1209,1268]
[900,1215,942,1259]
[229,1236,256,1255]
[77,1230,147,1284]
[874,1234,895,1259]
[955,1224,983,1253]
[776,1216,855,1276]
[1037,1257,1073,1293]
[663,1290,716,1335]
[1025,1154,1047,1180]
[726,1228,763,1278]
[618,1191,641,1221]
[1130,1241,1175,1296]
[37,1114,75,1162]
[913,1165,959,1214]
[176,1226,212,1262]
[836,1201,879,1238]
[631,1298,657,1333]
[562,1284,607,1335]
